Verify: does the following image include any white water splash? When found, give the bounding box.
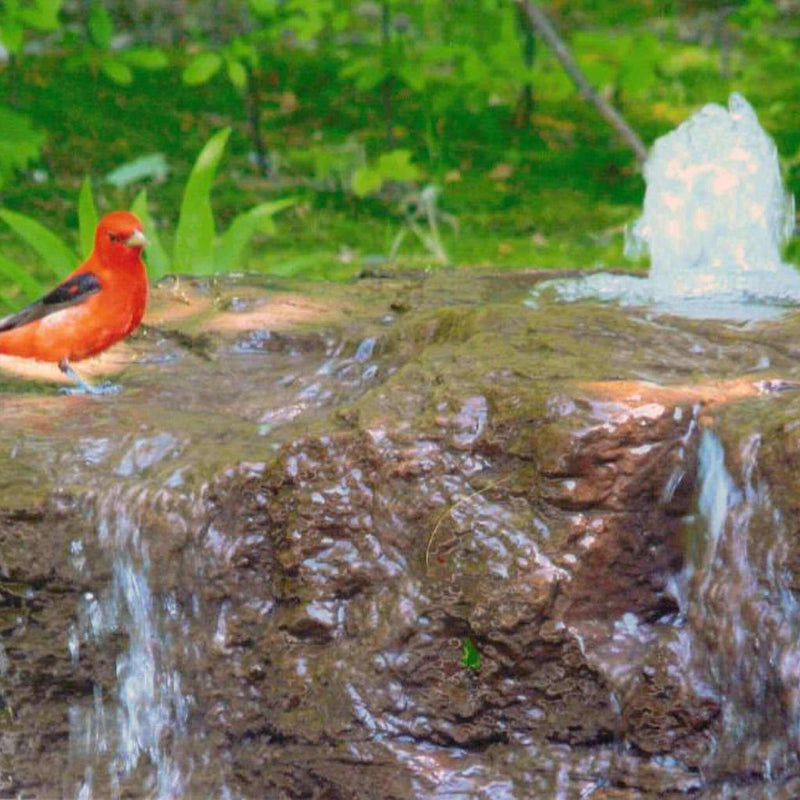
[675,429,800,780]
[528,94,800,320]
[68,492,190,799]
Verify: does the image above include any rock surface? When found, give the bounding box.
[1,272,800,797]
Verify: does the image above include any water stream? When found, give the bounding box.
[6,96,800,798]
[68,484,193,799]
[681,429,800,785]
[528,93,800,320]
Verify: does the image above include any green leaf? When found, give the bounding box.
[0,107,45,187]
[398,63,428,93]
[19,0,62,32]
[0,253,48,305]
[229,37,257,67]
[89,2,114,49]
[78,177,98,258]
[215,198,296,272]
[105,152,168,189]
[340,56,387,91]
[247,0,278,17]
[173,127,231,275]
[100,57,133,85]
[226,58,248,91]
[182,52,223,86]
[351,166,383,198]
[460,638,481,671]
[0,20,25,54]
[121,47,169,70]
[376,149,422,182]
[0,209,76,280]
[131,189,172,279]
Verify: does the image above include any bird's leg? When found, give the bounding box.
[58,358,121,396]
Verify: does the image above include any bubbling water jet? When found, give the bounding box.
[527,93,800,320]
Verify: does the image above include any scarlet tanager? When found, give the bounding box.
[0,211,148,394]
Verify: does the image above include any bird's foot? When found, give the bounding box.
[58,359,121,396]
[59,379,121,396]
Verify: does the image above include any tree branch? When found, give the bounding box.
[515,0,648,165]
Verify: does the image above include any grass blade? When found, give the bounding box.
[0,209,76,279]
[131,189,172,279]
[0,252,48,306]
[173,127,231,275]
[78,176,99,258]
[214,198,296,272]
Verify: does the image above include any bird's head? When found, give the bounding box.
[95,211,147,265]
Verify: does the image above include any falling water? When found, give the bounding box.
[67,485,192,799]
[676,429,800,781]
[527,93,800,319]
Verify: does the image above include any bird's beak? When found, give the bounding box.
[124,229,148,248]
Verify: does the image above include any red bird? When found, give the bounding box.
[0,210,148,394]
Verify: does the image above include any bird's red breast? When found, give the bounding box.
[0,210,148,363]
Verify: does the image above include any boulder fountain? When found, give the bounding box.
[529,93,800,320]
[2,96,800,798]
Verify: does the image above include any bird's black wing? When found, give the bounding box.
[0,273,102,333]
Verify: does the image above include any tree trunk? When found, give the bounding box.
[245,66,269,177]
[514,2,536,127]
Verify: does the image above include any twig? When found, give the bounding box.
[425,477,509,571]
[515,0,648,165]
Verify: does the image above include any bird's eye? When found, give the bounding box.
[108,232,124,242]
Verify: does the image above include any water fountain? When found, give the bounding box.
[5,96,800,799]
[528,93,800,320]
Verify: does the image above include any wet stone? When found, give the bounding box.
[0,273,800,797]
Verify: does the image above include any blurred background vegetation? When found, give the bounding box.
[2,0,800,305]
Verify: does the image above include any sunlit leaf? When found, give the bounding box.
[105,153,168,189]
[0,209,76,279]
[376,149,422,182]
[18,0,62,32]
[340,56,387,91]
[398,63,428,93]
[131,189,172,279]
[182,52,223,86]
[100,57,133,85]
[247,0,278,17]
[0,20,24,55]
[226,57,248,91]
[88,2,114,49]
[78,177,98,258]
[215,198,296,272]
[351,166,383,198]
[121,47,169,70]
[173,127,231,274]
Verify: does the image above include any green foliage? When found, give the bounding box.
[130,189,171,278]
[352,149,422,197]
[71,2,167,87]
[182,51,224,86]
[0,0,62,57]
[173,127,229,275]
[78,176,98,258]
[460,638,481,671]
[182,37,259,97]
[0,130,295,302]
[0,209,75,281]
[171,128,295,276]
[0,106,45,188]
[0,253,48,308]
[7,0,800,288]
[215,198,297,273]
